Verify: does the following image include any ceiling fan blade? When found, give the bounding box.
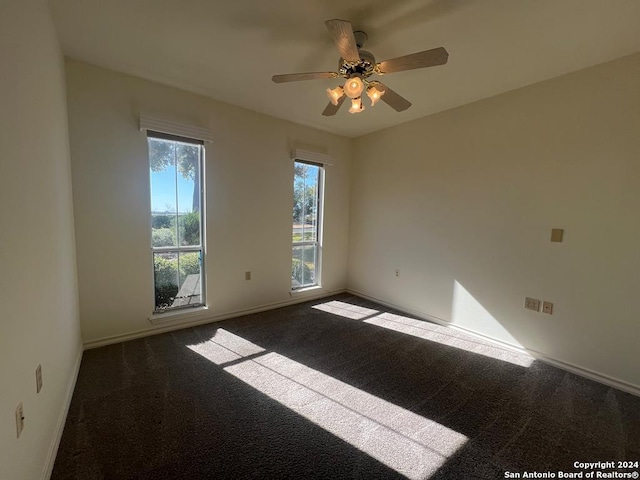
[272,72,338,83]
[325,19,360,63]
[374,82,411,112]
[378,47,449,74]
[322,95,346,116]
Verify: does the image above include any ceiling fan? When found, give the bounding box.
[272,19,449,116]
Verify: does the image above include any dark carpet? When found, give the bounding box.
[52,294,640,479]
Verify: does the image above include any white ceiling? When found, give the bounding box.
[50,0,640,138]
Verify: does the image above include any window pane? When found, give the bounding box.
[292,244,316,288]
[176,143,201,246]
[154,252,179,311]
[153,251,203,312]
[292,245,303,287]
[150,138,178,247]
[293,163,319,242]
[174,251,202,307]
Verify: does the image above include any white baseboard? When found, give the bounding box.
[346,289,640,398]
[84,288,346,350]
[529,352,640,397]
[42,346,83,480]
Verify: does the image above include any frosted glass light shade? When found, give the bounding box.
[366,86,385,106]
[326,86,344,106]
[343,76,364,99]
[348,97,364,114]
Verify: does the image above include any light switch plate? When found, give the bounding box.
[551,229,564,242]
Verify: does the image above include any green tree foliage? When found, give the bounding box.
[179,211,200,245]
[152,227,176,247]
[151,212,200,247]
[178,252,201,277]
[151,214,173,229]
[153,255,179,309]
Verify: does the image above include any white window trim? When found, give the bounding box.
[290,285,325,296]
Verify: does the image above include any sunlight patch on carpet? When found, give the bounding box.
[312,300,379,320]
[311,299,533,368]
[223,351,468,480]
[187,328,265,365]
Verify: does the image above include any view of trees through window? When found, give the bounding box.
[292,161,322,289]
[149,134,204,312]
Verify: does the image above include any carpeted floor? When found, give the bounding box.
[52,294,640,479]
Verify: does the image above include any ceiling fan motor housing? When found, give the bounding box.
[339,48,376,78]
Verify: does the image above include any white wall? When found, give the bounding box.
[0,1,82,479]
[65,60,351,344]
[349,53,640,389]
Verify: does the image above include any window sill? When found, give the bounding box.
[290,285,324,296]
[148,306,210,325]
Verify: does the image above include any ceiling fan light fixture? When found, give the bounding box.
[349,97,364,114]
[326,85,344,106]
[367,85,385,106]
[343,76,364,99]
[272,19,447,116]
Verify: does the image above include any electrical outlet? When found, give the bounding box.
[524,297,541,312]
[16,402,24,438]
[542,301,553,314]
[36,364,42,393]
[245,271,251,281]
[395,269,400,277]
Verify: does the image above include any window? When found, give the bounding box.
[148,132,205,312]
[292,160,323,289]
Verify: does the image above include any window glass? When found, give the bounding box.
[149,134,204,312]
[292,161,322,289]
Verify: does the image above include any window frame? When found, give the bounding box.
[148,131,206,314]
[291,159,324,290]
